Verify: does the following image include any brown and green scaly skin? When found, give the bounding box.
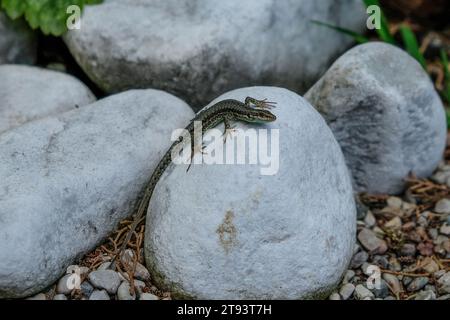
[112,97,277,267]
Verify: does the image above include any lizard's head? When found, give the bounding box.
[241,108,277,123]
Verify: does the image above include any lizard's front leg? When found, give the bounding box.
[222,116,237,143]
[186,139,207,172]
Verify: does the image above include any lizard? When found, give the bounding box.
[110,97,277,269]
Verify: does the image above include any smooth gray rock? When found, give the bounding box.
[80,281,94,297]
[329,293,341,300]
[26,293,47,300]
[64,0,366,109]
[435,199,450,214]
[354,284,374,300]
[0,90,194,298]
[306,42,447,194]
[0,65,96,134]
[53,294,68,300]
[407,277,429,292]
[339,283,355,300]
[437,272,450,294]
[89,290,110,300]
[373,279,389,299]
[88,270,121,295]
[117,281,136,300]
[139,293,159,301]
[56,274,73,295]
[357,228,388,254]
[144,87,356,299]
[0,12,36,65]
[350,251,368,269]
[415,290,436,300]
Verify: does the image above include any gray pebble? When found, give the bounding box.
[117,281,136,300]
[89,290,110,300]
[437,272,450,294]
[373,279,390,299]
[53,294,67,300]
[399,243,416,257]
[354,284,375,300]
[364,211,376,228]
[343,270,355,284]
[383,273,403,295]
[358,228,388,254]
[428,228,439,240]
[80,281,94,297]
[339,283,355,300]
[387,197,403,209]
[133,280,147,297]
[414,290,436,300]
[56,274,74,295]
[140,293,159,300]
[403,277,413,286]
[407,277,429,292]
[88,270,122,294]
[97,262,112,271]
[134,263,151,282]
[372,255,389,269]
[435,199,450,214]
[388,257,402,272]
[350,251,369,269]
[26,293,46,300]
[440,224,450,236]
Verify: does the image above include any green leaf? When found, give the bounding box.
[363,0,396,45]
[1,0,27,19]
[441,49,450,105]
[311,20,369,44]
[399,25,427,69]
[446,109,450,129]
[0,0,103,36]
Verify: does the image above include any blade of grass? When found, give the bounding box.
[399,25,427,69]
[441,49,450,103]
[363,0,396,45]
[446,109,450,129]
[311,20,369,44]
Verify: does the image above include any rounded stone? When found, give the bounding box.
[53,294,67,300]
[306,42,447,194]
[89,290,110,300]
[144,87,356,299]
[0,64,96,134]
[117,281,136,301]
[88,270,121,295]
[0,90,194,298]
[56,274,74,295]
[63,0,366,109]
[140,293,159,301]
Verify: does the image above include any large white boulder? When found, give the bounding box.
[144,86,356,299]
[305,42,447,194]
[0,90,194,298]
[64,0,366,109]
[0,65,96,134]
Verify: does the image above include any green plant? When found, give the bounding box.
[312,0,427,70]
[440,49,450,127]
[363,0,395,44]
[0,0,102,36]
[399,24,426,69]
[441,49,450,103]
